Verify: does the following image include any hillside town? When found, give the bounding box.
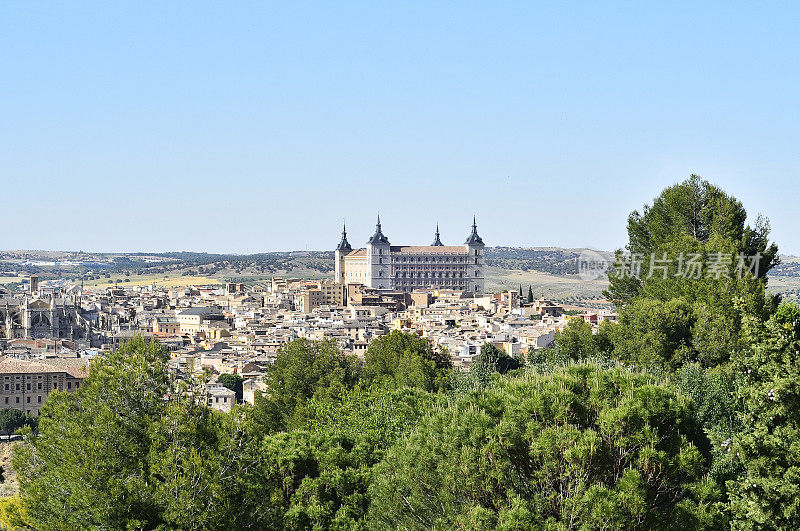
[0,227,619,416]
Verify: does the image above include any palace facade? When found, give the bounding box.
[335,217,486,294]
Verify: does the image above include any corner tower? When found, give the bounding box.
[366,215,391,289]
[334,223,352,284]
[464,216,485,294]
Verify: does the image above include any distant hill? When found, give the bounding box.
[1,248,797,303]
[486,247,614,276]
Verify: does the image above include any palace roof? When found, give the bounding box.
[346,246,467,256]
[391,246,468,254]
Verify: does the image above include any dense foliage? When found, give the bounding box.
[370,364,723,529]
[253,338,361,432]
[362,330,451,392]
[605,175,780,368]
[0,409,36,436]
[727,303,800,529]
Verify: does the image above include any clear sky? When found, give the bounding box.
[2,2,798,254]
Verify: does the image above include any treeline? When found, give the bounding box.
[4,176,800,530]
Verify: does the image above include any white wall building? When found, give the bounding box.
[335,217,486,294]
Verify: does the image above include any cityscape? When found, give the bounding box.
[1,2,799,530]
[0,216,591,416]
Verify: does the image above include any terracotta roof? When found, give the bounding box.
[0,358,63,375]
[0,357,90,379]
[39,358,89,379]
[346,246,469,256]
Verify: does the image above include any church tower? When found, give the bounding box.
[334,223,352,284]
[464,216,485,294]
[366,215,391,290]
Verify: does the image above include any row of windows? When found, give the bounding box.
[397,272,466,279]
[394,264,466,271]
[208,396,230,404]
[1,381,79,392]
[3,395,42,404]
[394,256,467,263]
[396,280,466,287]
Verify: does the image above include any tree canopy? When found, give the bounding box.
[253,338,361,432]
[727,302,800,529]
[369,364,724,529]
[13,338,254,529]
[363,330,452,392]
[603,176,780,369]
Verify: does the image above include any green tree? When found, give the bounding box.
[13,338,257,530]
[676,363,744,490]
[306,386,439,450]
[527,285,534,303]
[551,318,599,361]
[253,338,360,432]
[472,342,520,375]
[0,409,36,436]
[606,175,778,305]
[0,495,29,530]
[241,429,378,529]
[728,302,800,529]
[217,373,243,403]
[14,338,171,528]
[612,298,695,370]
[363,331,451,392]
[604,176,779,368]
[369,364,724,529]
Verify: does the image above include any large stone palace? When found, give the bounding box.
[335,217,486,294]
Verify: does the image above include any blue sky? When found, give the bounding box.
[2,2,798,254]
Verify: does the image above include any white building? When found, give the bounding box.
[335,217,486,294]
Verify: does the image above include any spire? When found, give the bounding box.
[432,224,443,246]
[465,216,484,245]
[336,221,352,252]
[367,213,390,244]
